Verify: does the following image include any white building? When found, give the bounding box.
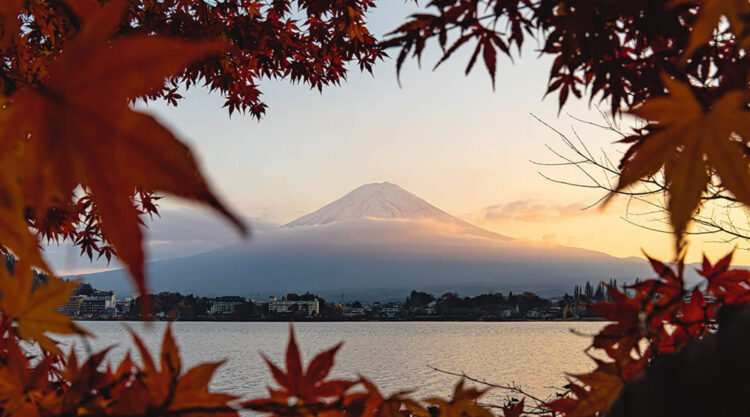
[526,309,541,319]
[210,296,245,315]
[268,296,319,316]
[95,290,117,309]
[343,307,365,318]
[380,307,400,318]
[79,290,117,317]
[116,300,131,316]
[60,295,87,316]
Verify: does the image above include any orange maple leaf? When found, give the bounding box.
[548,352,645,417]
[424,379,493,417]
[565,364,622,417]
[0,0,246,296]
[0,264,86,353]
[670,0,750,59]
[57,347,118,415]
[113,323,238,416]
[243,325,356,415]
[0,334,57,417]
[342,378,428,417]
[0,130,50,271]
[616,75,750,248]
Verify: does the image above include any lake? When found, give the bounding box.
[63,321,605,407]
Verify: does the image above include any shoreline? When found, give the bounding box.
[73,317,606,323]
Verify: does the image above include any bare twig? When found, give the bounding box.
[427,365,560,415]
[533,114,750,248]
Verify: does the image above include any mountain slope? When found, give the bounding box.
[80,221,650,300]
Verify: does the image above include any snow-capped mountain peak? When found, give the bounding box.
[285,182,450,226]
[283,182,510,240]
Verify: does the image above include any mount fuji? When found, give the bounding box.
[284,182,508,240]
[75,182,650,300]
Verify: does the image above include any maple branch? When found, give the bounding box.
[427,366,555,414]
[383,1,542,43]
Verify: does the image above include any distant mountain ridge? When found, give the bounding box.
[75,182,652,300]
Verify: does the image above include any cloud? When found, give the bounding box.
[45,208,279,275]
[143,208,276,242]
[477,200,595,223]
[539,233,582,247]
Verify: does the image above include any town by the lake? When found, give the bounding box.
[59,281,620,322]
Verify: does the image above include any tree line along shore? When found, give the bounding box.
[62,281,623,321]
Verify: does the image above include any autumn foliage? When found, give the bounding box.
[0,0,747,416]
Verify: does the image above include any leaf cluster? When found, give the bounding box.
[546,250,750,417]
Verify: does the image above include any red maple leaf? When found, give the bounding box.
[243,325,355,415]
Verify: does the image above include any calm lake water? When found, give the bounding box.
[63,321,604,406]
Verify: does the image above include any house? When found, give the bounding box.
[501,305,523,319]
[210,296,246,315]
[79,298,104,317]
[116,300,131,316]
[540,306,562,319]
[343,307,365,318]
[268,296,319,317]
[380,307,400,318]
[94,290,116,308]
[79,290,116,317]
[61,295,87,317]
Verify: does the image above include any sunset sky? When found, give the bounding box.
[45,1,748,274]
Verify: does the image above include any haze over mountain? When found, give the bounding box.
[75,182,653,300]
